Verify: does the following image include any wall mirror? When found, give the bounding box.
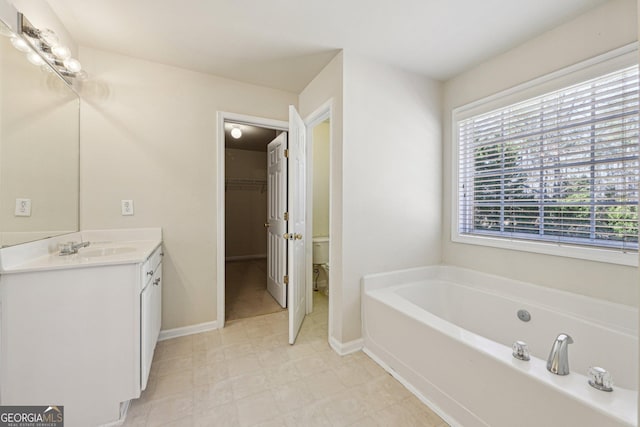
[0,16,79,247]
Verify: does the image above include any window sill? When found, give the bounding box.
[452,232,638,267]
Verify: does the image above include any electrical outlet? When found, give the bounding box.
[121,200,134,216]
[15,198,31,217]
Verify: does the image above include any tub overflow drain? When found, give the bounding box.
[517,309,531,322]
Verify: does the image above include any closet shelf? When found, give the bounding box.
[225,178,267,192]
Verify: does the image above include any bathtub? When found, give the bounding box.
[361,266,638,427]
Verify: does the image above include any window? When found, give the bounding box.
[455,52,639,264]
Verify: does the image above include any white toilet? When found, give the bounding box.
[312,236,329,294]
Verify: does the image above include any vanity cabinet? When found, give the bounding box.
[0,240,162,427]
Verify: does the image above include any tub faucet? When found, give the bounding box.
[546,333,573,375]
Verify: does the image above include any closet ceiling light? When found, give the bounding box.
[231,127,242,139]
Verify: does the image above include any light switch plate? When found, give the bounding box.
[121,200,134,216]
[15,198,31,216]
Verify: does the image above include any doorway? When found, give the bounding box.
[217,107,332,346]
[223,120,286,321]
[306,116,331,333]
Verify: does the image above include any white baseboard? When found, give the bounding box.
[225,254,267,262]
[159,320,218,341]
[329,336,364,355]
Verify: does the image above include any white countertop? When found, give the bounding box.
[0,228,162,274]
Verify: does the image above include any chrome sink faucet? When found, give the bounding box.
[59,241,90,256]
[547,333,573,375]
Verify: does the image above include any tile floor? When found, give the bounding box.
[225,259,285,321]
[124,293,448,426]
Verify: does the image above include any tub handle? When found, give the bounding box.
[512,340,530,361]
[588,367,613,392]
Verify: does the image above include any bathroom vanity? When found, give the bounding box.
[0,228,162,427]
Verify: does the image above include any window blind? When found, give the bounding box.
[457,65,639,251]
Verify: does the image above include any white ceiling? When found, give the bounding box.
[42,0,610,92]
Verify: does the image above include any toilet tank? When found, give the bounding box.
[312,237,329,264]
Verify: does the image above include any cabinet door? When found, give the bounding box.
[140,281,154,390]
[151,264,162,343]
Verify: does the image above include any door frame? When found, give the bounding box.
[216,111,288,329]
[303,100,333,336]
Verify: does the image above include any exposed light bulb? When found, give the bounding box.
[63,58,82,73]
[26,51,44,66]
[231,127,242,139]
[10,36,30,52]
[52,45,71,60]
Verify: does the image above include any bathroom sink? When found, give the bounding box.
[79,247,137,257]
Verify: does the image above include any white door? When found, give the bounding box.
[266,133,288,308]
[288,105,307,344]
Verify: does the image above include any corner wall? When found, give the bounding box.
[78,47,297,330]
[300,52,443,345]
[442,0,639,305]
[299,52,345,341]
[341,54,442,342]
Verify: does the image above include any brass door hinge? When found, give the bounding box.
[284,275,289,285]
[284,149,289,158]
[284,212,289,221]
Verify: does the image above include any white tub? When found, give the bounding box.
[362,265,638,427]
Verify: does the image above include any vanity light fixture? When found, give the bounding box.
[15,13,86,82]
[230,126,242,139]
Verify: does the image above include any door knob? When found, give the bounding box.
[294,233,303,240]
[264,222,270,228]
[283,233,291,240]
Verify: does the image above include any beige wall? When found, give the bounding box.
[225,148,268,259]
[442,0,639,305]
[312,121,330,238]
[78,46,297,330]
